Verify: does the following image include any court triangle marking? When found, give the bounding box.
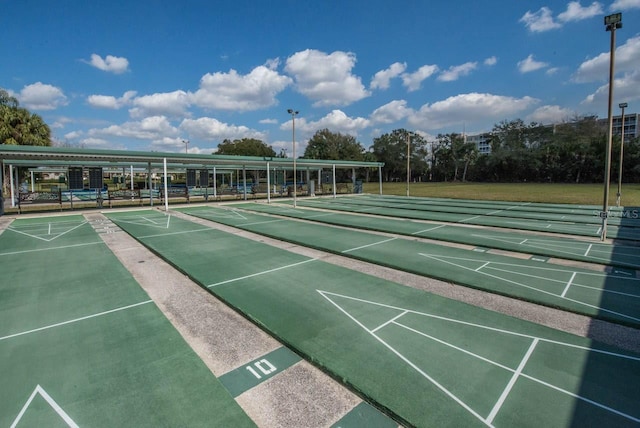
[8,221,88,242]
[11,384,79,428]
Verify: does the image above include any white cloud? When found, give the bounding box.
[573,35,640,82]
[520,7,561,32]
[521,2,604,32]
[401,64,439,92]
[582,69,640,105]
[526,105,575,124]
[17,82,68,110]
[180,117,265,141]
[129,90,190,118]
[610,0,640,10]
[408,93,539,129]
[87,90,137,109]
[190,65,291,111]
[518,54,549,73]
[484,56,498,66]
[438,62,478,82]
[89,116,179,141]
[558,1,603,22]
[282,110,370,137]
[259,118,278,124]
[85,53,129,74]
[285,49,370,106]
[370,62,407,90]
[370,100,413,124]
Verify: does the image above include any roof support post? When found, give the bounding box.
[266,162,271,204]
[163,158,169,212]
[332,164,336,199]
[9,164,15,208]
[242,165,247,201]
[148,162,153,207]
[213,166,217,199]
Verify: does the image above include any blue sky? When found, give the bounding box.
[2,0,640,155]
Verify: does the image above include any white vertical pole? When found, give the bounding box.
[9,164,15,207]
[213,166,217,198]
[130,165,134,191]
[332,164,336,199]
[266,162,271,203]
[148,162,153,207]
[163,158,169,212]
[378,166,383,195]
[30,171,35,192]
[242,166,247,200]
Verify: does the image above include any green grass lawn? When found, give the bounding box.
[362,182,640,206]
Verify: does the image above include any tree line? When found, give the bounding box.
[2,87,638,184]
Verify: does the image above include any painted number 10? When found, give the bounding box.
[246,359,277,379]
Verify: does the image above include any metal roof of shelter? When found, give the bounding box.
[0,145,384,170]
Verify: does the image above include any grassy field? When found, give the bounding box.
[362,182,640,206]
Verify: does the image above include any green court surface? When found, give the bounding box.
[106,210,640,428]
[0,215,255,427]
[231,202,640,270]
[289,195,640,240]
[177,206,640,328]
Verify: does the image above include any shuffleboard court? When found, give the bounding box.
[0,215,255,427]
[230,202,640,270]
[105,209,640,427]
[177,206,640,328]
[288,196,640,240]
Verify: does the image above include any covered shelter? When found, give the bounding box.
[0,145,384,214]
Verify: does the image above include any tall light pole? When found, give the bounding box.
[182,139,189,154]
[287,109,299,207]
[616,102,628,207]
[601,12,622,241]
[406,132,411,197]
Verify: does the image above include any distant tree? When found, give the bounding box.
[0,88,51,146]
[215,138,277,157]
[303,129,365,161]
[372,129,428,182]
[432,133,478,181]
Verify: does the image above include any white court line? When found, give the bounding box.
[342,237,397,253]
[519,238,528,245]
[207,259,317,288]
[459,215,482,223]
[417,253,640,281]
[137,228,214,239]
[317,290,640,361]
[486,338,539,424]
[561,272,577,298]
[7,221,88,242]
[411,224,446,235]
[0,241,104,257]
[476,262,490,272]
[420,254,640,323]
[11,385,79,428]
[372,311,408,333]
[584,244,593,257]
[238,219,287,227]
[318,291,492,427]
[320,289,640,424]
[0,300,152,342]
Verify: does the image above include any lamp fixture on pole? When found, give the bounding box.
[182,139,189,154]
[287,109,299,208]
